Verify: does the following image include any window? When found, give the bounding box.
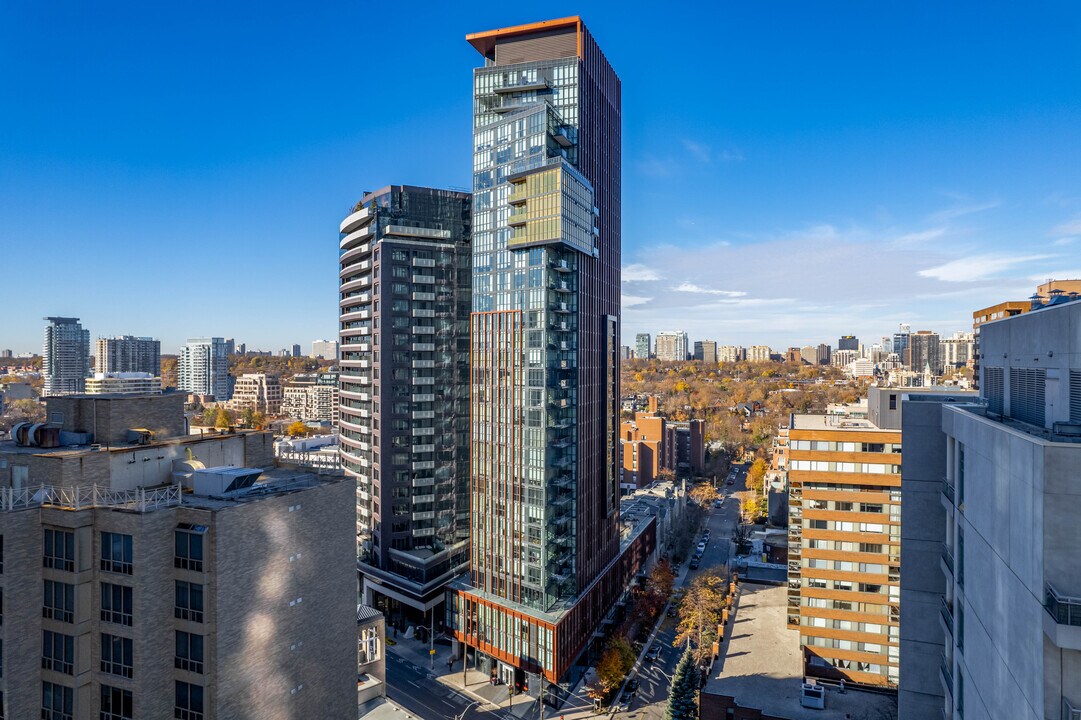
[175,631,205,674]
[175,681,205,720]
[42,681,73,720]
[101,634,133,678]
[174,525,206,572]
[42,630,74,674]
[43,580,75,623]
[100,532,133,574]
[43,529,75,572]
[101,583,133,626]
[888,394,896,410]
[100,685,133,720]
[175,581,204,623]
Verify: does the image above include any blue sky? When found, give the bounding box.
[2,1,1079,354]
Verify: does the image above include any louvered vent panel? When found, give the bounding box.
[1009,367,1046,427]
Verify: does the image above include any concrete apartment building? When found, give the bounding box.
[94,336,161,377]
[787,397,902,688]
[655,330,689,361]
[178,338,232,401]
[311,339,339,361]
[634,333,651,359]
[228,373,283,415]
[0,393,357,720]
[940,331,974,370]
[43,316,91,396]
[85,372,163,395]
[900,293,1081,720]
[281,372,339,423]
[719,345,745,363]
[338,185,472,631]
[693,340,718,364]
[748,345,772,362]
[448,17,657,693]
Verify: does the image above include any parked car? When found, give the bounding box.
[696,541,706,553]
[645,645,660,662]
[726,478,735,485]
[667,606,678,617]
[626,679,640,695]
[689,557,701,569]
[714,499,723,508]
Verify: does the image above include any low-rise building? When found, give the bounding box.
[229,373,283,415]
[0,393,357,720]
[282,372,339,423]
[85,372,163,395]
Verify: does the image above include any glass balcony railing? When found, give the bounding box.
[940,597,954,635]
[941,543,955,574]
[942,477,956,504]
[1046,584,1081,626]
[940,656,954,692]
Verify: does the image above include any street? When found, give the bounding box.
[386,652,485,720]
[615,463,748,720]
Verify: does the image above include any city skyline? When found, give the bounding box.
[3,2,1080,350]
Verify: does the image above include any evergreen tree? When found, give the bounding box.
[663,649,700,720]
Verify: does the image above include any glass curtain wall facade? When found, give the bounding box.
[339,186,472,624]
[452,17,624,686]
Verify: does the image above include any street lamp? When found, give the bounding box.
[452,699,481,720]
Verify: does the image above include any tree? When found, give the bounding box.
[674,571,727,656]
[199,407,216,427]
[648,560,676,599]
[738,491,765,522]
[689,483,717,508]
[214,408,232,429]
[251,411,266,430]
[240,407,256,428]
[0,397,46,430]
[663,649,700,720]
[657,467,676,484]
[287,421,309,437]
[747,458,768,492]
[596,637,635,693]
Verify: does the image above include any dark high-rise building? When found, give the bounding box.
[339,186,472,630]
[43,316,90,396]
[449,17,655,692]
[95,335,161,377]
[893,324,911,367]
[908,330,941,374]
[837,335,859,352]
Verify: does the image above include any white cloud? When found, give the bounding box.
[893,227,948,246]
[928,199,999,223]
[917,254,1055,283]
[1050,217,1081,236]
[1027,269,1081,283]
[621,294,652,308]
[623,263,661,282]
[1053,237,1076,246]
[682,139,711,163]
[673,282,746,298]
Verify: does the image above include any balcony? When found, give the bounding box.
[413,275,436,284]
[412,257,436,267]
[508,211,528,227]
[412,444,435,454]
[941,543,955,575]
[942,477,956,505]
[552,259,571,273]
[940,656,954,693]
[412,343,435,352]
[1044,585,1081,651]
[940,597,954,635]
[494,78,550,94]
[412,291,435,301]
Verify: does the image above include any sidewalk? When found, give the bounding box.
[384,559,698,720]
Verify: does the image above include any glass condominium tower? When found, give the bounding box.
[449,17,648,692]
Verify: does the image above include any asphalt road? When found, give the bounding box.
[386,652,486,720]
[614,463,749,720]
[384,464,750,720]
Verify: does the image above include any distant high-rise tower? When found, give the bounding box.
[311,339,339,360]
[634,333,651,359]
[450,17,653,689]
[655,331,689,361]
[339,185,472,629]
[178,338,232,400]
[95,336,161,377]
[837,335,859,351]
[693,340,717,364]
[43,316,90,396]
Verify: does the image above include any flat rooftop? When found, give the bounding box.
[704,583,897,719]
[789,414,886,431]
[0,429,259,458]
